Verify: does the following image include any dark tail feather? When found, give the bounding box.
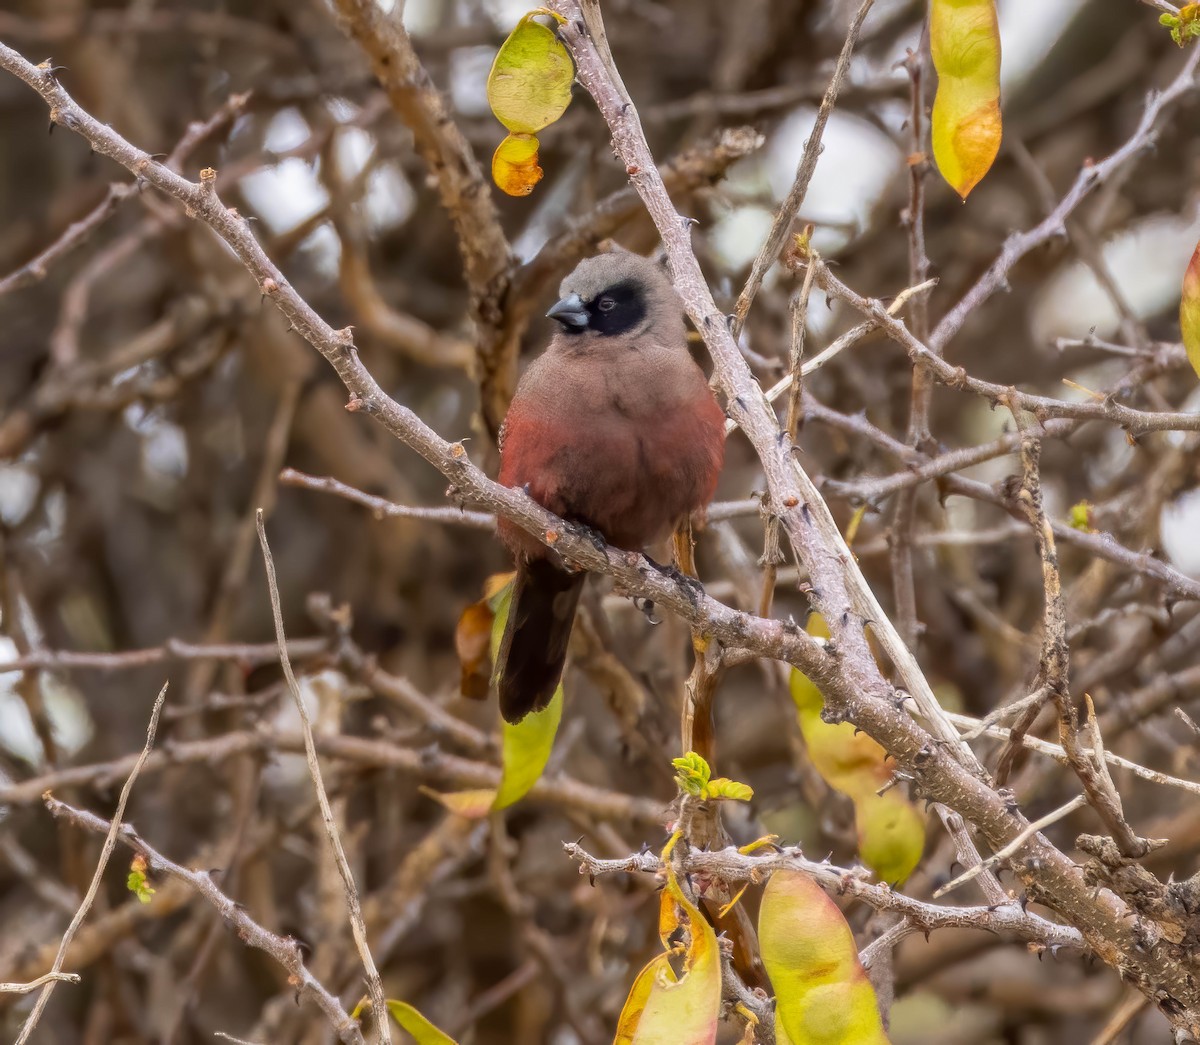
[496,559,585,723]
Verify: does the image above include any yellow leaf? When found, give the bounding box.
[790,616,924,882]
[843,504,868,548]
[759,871,890,1045]
[931,0,1002,198]
[614,834,721,1045]
[1182,240,1200,379]
[738,834,780,855]
[487,14,574,134]
[385,1001,459,1045]
[790,669,890,796]
[420,786,497,819]
[492,133,544,197]
[853,789,925,886]
[718,882,750,919]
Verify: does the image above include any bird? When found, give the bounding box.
[494,250,726,723]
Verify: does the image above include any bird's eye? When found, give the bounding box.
[597,296,616,312]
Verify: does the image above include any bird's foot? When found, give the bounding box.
[565,520,610,556]
[645,558,705,604]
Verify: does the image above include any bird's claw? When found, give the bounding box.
[647,559,705,604]
[566,520,609,555]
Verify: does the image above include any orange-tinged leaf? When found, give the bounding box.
[931,0,1002,198]
[487,14,574,134]
[853,789,925,886]
[455,599,495,700]
[492,133,544,197]
[1182,240,1200,379]
[456,571,518,698]
[484,570,517,602]
[615,842,721,1045]
[759,871,889,1045]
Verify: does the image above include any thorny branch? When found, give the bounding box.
[4,3,1200,1039]
[11,686,166,1042]
[562,842,1086,958]
[42,797,367,1045]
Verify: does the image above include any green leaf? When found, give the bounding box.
[434,577,562,816]
[931,0,1002,198]
[1161,4,1200,46]
[672,752,712,796]
[494,683,563,809]
[350,999,459,1045]
[705,778,754,802]
[759,871,890,1045]
[487,13,574,134]
[489,577,564,810]
[127,855,155,904]
[1068,500,1094,532]
[853,789,925,886]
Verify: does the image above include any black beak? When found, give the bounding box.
[546,292,589,329]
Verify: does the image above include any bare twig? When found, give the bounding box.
[730,0,876,335]
[280,468,495,529]
[890,23,934,653]
[0,972,80,994]
[256,511,391,1044]
[0,728,665,823]
[0,636,329,675]
[0,183,136,296]
[727,277,939,438]
[5,30,1199,1029]
[42,796,366,1044]
[816,261,1200,434]
[933,796,1090,899]
[13,682,167,1041]
[929,42,1200,354]
[328,0,514,435]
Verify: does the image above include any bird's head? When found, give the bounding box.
[546,251,684,342]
